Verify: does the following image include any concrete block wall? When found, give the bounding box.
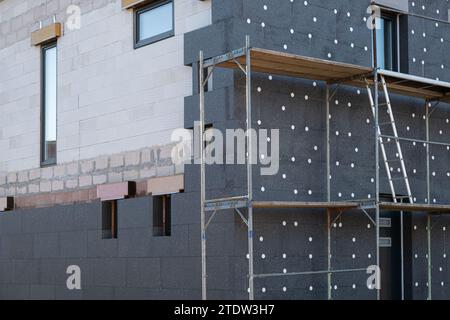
[0,196,204,299]
[0,143,181,199]
[0,195,409,300]
[0,0,449,300]
[0,0,211,176]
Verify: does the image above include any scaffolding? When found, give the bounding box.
[198,36,450,300]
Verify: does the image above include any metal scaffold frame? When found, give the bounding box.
[198,34,450,300]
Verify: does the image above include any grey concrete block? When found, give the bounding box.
[13,259,40,284]
[118,196,152,229]
[4,284,30,300]
[117,228,151,258]
[30,285,56,300]
[87,230,119,258]
[39,259,72,286]
[33,233,59,258]
[60,230,88,258]
[125,258,161,288]
[113,287,159,300]
[0,212,22,234]
[92,258,127,287]
[160,256,201,290]
[54,285,83,300]
[0,234,33,259]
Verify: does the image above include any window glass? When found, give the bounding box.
[383,18,394,70]
[376,18,386,70]
[138,2,173,43]
[376,15,397,71]
[43,45,57,164]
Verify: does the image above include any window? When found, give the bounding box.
[200,67,213,93]
[135,0,174,48]
[204,123,213,149]
[375,13,398,71]
[41,42,57,166]
[153,195,171,236]
[102,200,118,239]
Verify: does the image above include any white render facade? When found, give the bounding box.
[0,0,211,196]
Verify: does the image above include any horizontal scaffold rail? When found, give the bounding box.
[204,198,249,212]
[379,202,450,214]
[252,201,358,210]
[254,268,368,279]
[203,199,450,214]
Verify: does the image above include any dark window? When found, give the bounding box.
[41,42,57,166]
[200,67,213,93]
[153,195,171,236]
[102,200,118,239]
[375,13,399,71]
[204,123,213,149]
[135,0,174,49]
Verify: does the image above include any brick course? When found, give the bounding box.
[0,144,179,200]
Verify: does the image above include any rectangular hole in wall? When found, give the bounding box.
[102,200,118,239]
[153,195,171,237]
[204,123,213,150]
[198,66,213,93]
[204,67,213,92]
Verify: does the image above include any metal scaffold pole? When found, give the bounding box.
[374,67,381,301]
[245,35,255,301]
[199,50,207,300]
[426,101,432,300]
[372,16,381,299]
[327,209,332,300]
[326,85,331,203]
[427,214,432,300]
[400,208,405,300]
[426,102,430,205]
[326,85,332,300]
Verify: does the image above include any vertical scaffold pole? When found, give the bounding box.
[374,68,381,301]
[199,50,207,300]
[427,214,432,300]
[326,85,331,202]
[245,35,255,301]
[400,207,405,300]
[371,9,381,300]
[327,209,332,300]
[326,85,332,300]
[426,101,432,300]
[426,102,430,207]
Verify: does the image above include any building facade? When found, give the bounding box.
[0,0,449,299]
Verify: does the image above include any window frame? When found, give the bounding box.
[375,12,399,71]
[102,200,118,239]
[134,0,175,49]
[153,194,171,237]
[41,41,58,167]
